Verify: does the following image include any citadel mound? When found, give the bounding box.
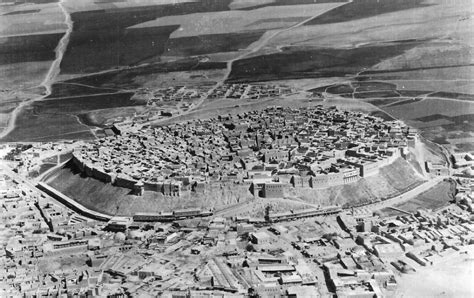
[45,105,422,216]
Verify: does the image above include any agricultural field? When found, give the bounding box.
[56,58,227,90]
[58,0,344,74]
[304,0,429,25]
[0,0,349,142]
[0,2,65,37]
[0,62,52,91]
[0,1,65,90]
[227,41,423,82]
[1,92,141,142]
[382,99,474,151]
[265,0,472,49]
[133,3,342,58]
[0,0,472,152]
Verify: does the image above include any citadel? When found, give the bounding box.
[71,105,416,198]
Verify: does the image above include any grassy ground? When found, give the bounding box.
[28,163,56,179]
[381,179,455,216]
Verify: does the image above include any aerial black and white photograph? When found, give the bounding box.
[0,0,473,296]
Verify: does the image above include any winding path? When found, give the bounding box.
[0,0,73,141]
[219,7,341,85]
[150,12,335,126]
[151,5,346,127]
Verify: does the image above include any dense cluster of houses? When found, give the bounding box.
[72,105,415,198]
[132,83,295,107]
[0,172,113,296]
[208,84,294,100]
[2,145,473,297]
[133,86,205,105]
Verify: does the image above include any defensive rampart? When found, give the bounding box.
[71,151,182,196]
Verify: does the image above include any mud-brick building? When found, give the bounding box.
[262,149,290,163]
[262,182,285,198]
[251,181,285,198]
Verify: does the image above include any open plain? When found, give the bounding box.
[0,0,473,296]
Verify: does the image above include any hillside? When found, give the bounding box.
[44,157,423,217]
[44,160,254,216]
[287,158,425,207]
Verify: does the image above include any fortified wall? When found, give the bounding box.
[291,168,360,189]
[288,146,407,190]
[71,151,182,196]
[71,144,408,198]
[70,103,415,200]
